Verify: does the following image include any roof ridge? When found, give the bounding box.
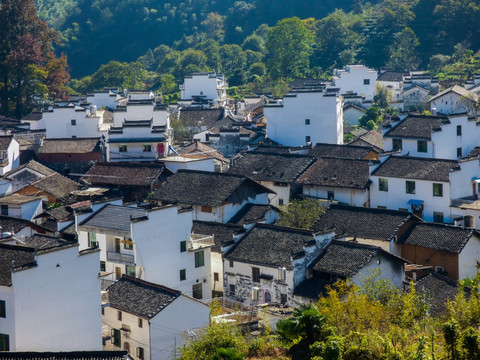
[119,275,181,295]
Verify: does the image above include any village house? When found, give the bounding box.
[427,85,478,115]
[78,204,214,300]
[343,103,366,126]
[150,169,273,223]
[0,194,43,221]
[264,89,343,147]
[0,160,56,196]
[383,113,479,159]
[370,156,459,223]
[297,157,372,207]
[177,141,229,172]
[179,73,228,107]
[177,107,225,138]
[0,351,131,360]
[308,142,379,160]
[228,152,316,207]
[103,276,210,360]
[82,162,173,202]
[15,172,81,204]
[294,240,407,304]
[376,71,407,101]
[311,204,420,252]
[0,235,101,351]
[332,65,378,102]
[395,222,480,281]
[348,130,385,152]
[0,136,20,176]
[0,215,54,238]
[223,223,335,307]
[86,89,121,111]
[227,203,279,230]
[402,85,430,111]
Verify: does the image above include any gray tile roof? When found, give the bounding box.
[311,204,416,241]
[350,130,384,151]
[227,203,278,225]
[39,138,101,154]
[0,244,36,286]
[297,157,371,189]
[398,222,477,254]
[29,173,81,201]
[107,276,180,319]
[0,135,13,150]
[228,152,315,183]
[310,240,405,277]
[224,224,315,269]
[308,143,374,159]
[79,204,146,232]
[3,159,56,178]
[371,156,458,182]
[383,115,449,140]
[428,85,475,103]
[0,351,131,360]
[377,71,407,82]
[150,169,272,207]
[178,107,224,128]
[192,221,245,253]
[0,215,52,234]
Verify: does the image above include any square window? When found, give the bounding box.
[195,250,204,268]
[119,145,127,152]
[71,119,76,126]
[457,125,462,136]
[124,238,133,250]
[180,269,186,281]
[379,178,388,192]
[201,205,213,213]
[327,191,334,200]
[392,139,402,151]
[180,241,187,252]
[364,79,370,85]
[192,283,203,299]
[0,334,10,351]
[252,267,260,283]
[142,144,152,152]
[433,183,443,197]
[0,300,5,318]
[406,181,416,194]
[1,205,8,216]
[126,265,135,277]
[433,212,444,223]
[417,140,427,153]
[305,119,310,125]
[306,136,311,143]
[229,284,236,295]
[457,147,462,158]
[278,199,284,206]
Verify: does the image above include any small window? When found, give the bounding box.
[0,300,5,318]
[142,144,152,152]
[102,307,104,316]
[138,318,143,328]
[88,232,97,247]
[278,198,284,206]
[229,260,234,268]
[126,265,135,277]
[71,119,76,126]
[111,328,121,347]
[379,178,388,192]
[124,238,133,250]
[1,205,8,216]
[433,183,443,197]
[201,206,213,213]
[305,119,310,125]
[180,241,187,253]
[457,125,462,136]
[433,212,444,223]
[180,269,186,281]
[100,261,106,272]
[364,79,370,85]
[124,342,130,353]
[327,191,334,200]
[214,272,219,281]
[192,283,203,299]
[252,267,260,283]
[117,311,122,321]
[137,347,145,360]
[195,250,205,268]
[392,139,402,151]
[119,145,127,153]
[417,140,427,153]
[229,284,236,294]
[457,147,462,158]
[0,334,9,351]
[406,180,416,194]
[305,136,311,143]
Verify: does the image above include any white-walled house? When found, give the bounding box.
[264,89,343,146]
[0,136,20,176]
[113,100,167,128]
[332,65,377,102]
[370,156,459,223]
[103,276,210,360]
[223,224,335,307]
[376,71,406,101]
[0,194,43,221]
[180,73,227,106]
[383,114,479,159]
[0,160,56,196]
[343,103,366,126]
[86,90,120,110]
[150,170,273,223]
[78,204,214,300]
[427,85,477,115]
[0,236,101,351]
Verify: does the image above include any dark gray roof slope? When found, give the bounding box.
[224,224,315,269]
[0,351,131,360]
[311,204,416,241]
[297,157,371,189]
[150,170,272,207]
[29,173,81,200]
[79,204,146,232]
[398,222,477,254]
[383,115,448,140]
[310,240,405,277]
[20,235,77,252]
[227,203,278,225]
[0,244,36,286]
[0,215,52,234]
[192,221,245,253]
[308,143,374,159]
[377,71,407,82]
[178,107,224,128]
[228,152,315,183]
[3,159,56,178]
[107,276,180,319]
[39,138,101,154]
[371,156,458,182]
[462,146,480,160]
[350,130,384,151]
[0,135,13,150]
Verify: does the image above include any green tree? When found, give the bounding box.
[387,27,421,71]
[277,198,325,229]
[266,17,314,79]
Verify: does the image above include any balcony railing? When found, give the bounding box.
[107,251,134,265]
[188,234,214,251]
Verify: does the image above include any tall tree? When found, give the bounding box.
[0,0,69,118]
[387,27,421,71]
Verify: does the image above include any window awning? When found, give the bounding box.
[472,177,480,183]
[407,199,424,206]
